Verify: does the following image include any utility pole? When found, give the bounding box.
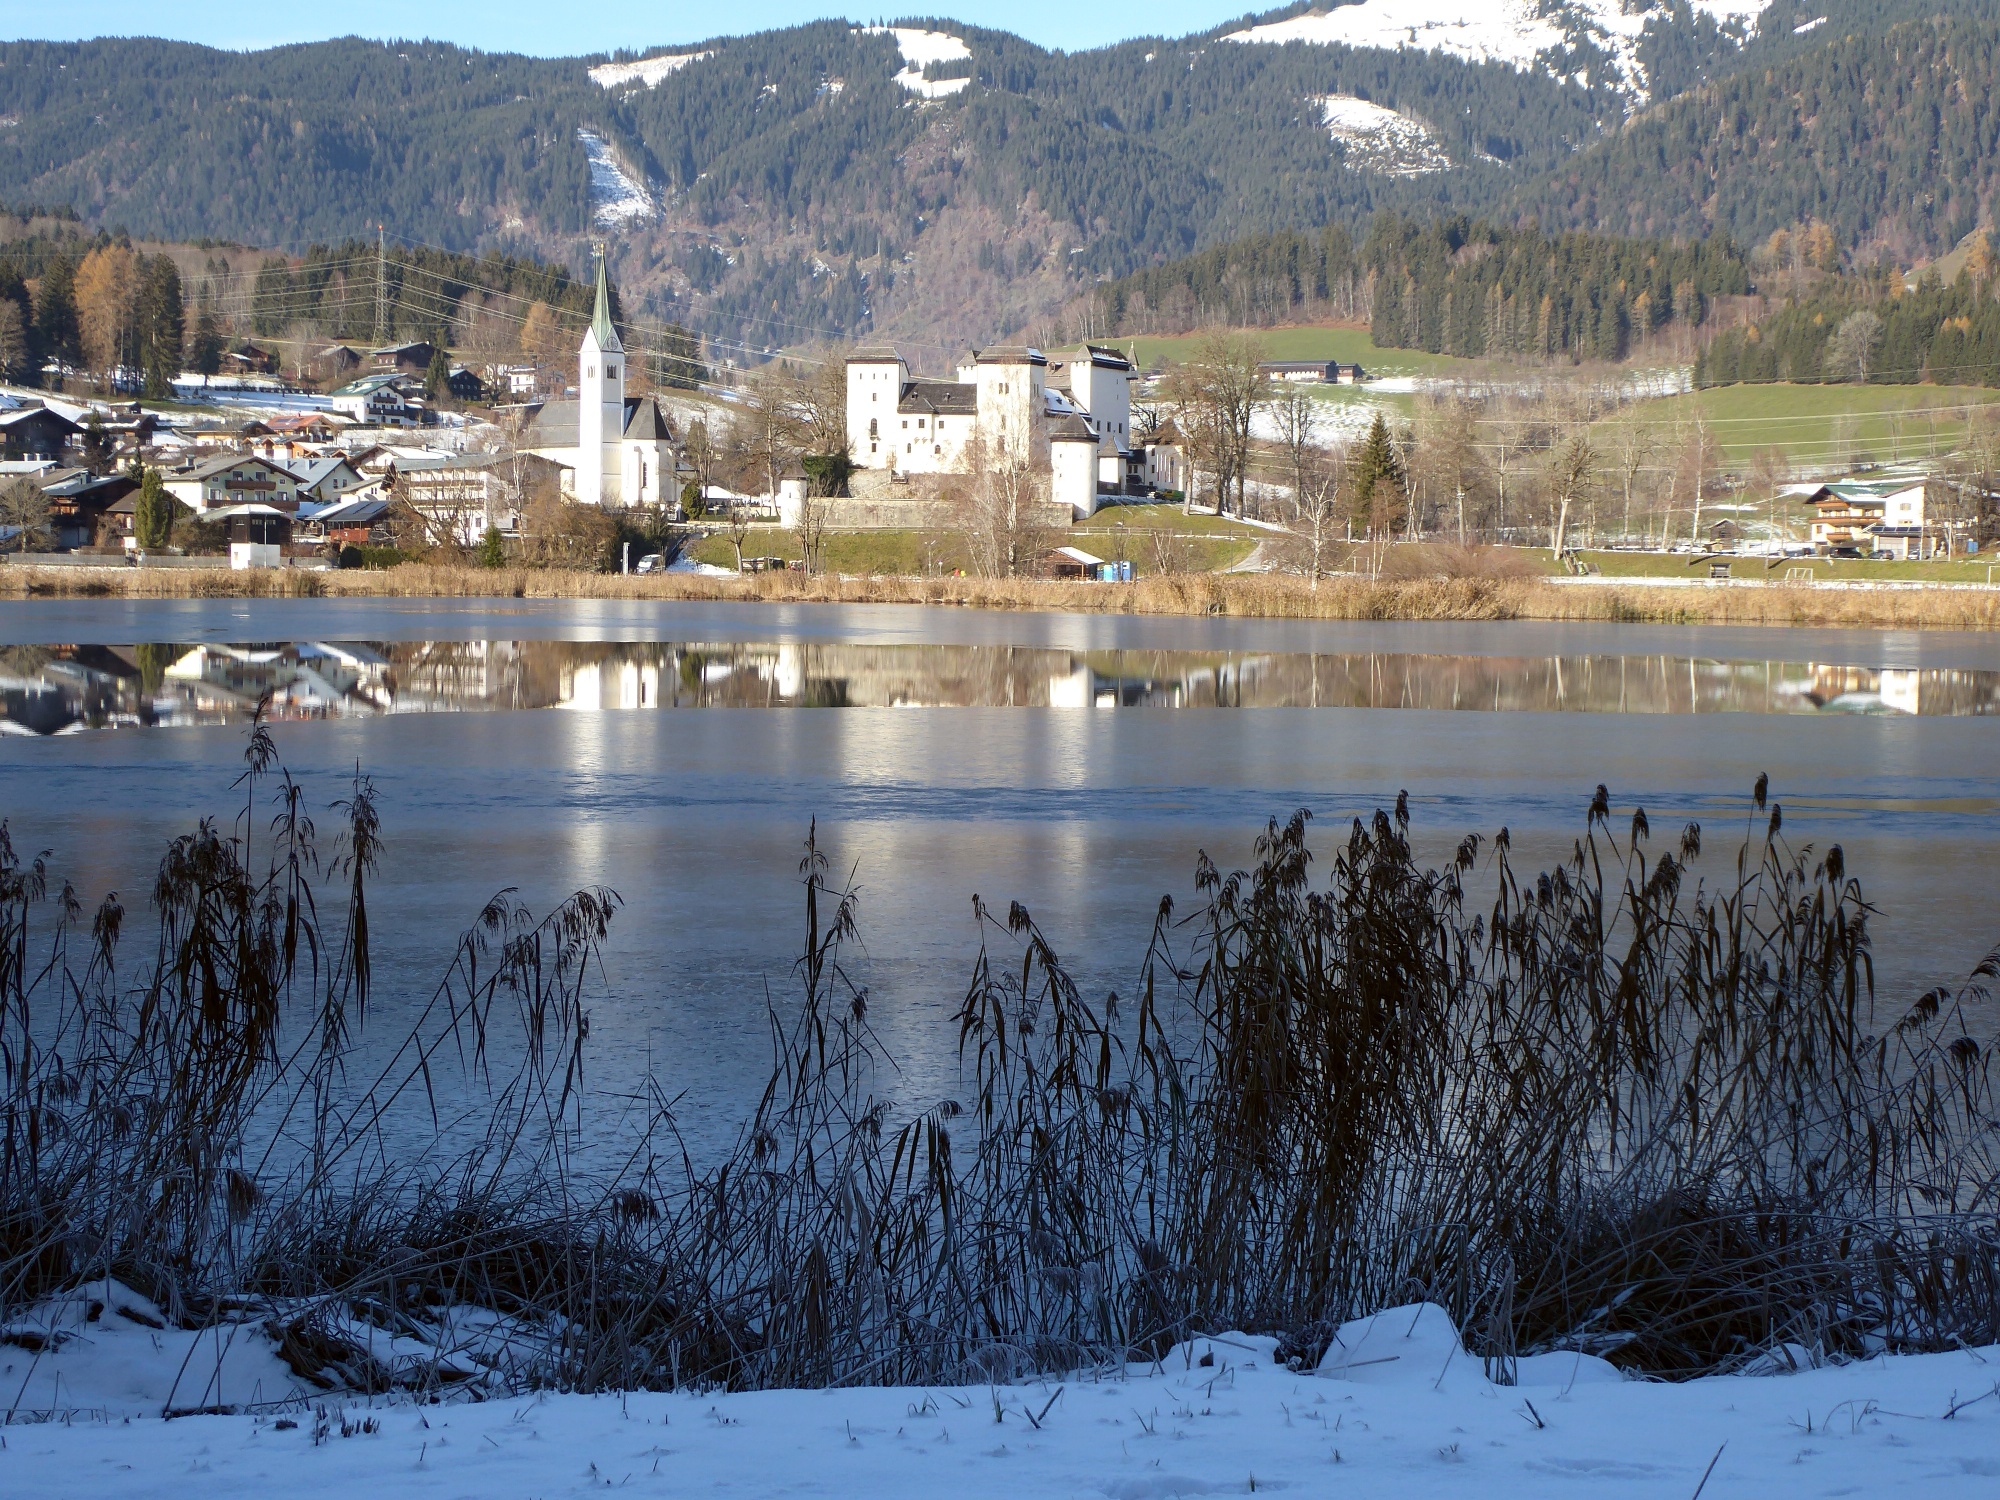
[374,225,389,345]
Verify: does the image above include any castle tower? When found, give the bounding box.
[576,247,625,506]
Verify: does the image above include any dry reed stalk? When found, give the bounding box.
[3,736,1996,1403]
[2,564,1999,629]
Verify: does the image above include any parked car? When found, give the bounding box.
[635,553,665,575]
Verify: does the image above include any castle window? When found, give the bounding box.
[587,365,595,378]
[607,363,618,378]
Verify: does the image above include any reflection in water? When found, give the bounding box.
[3,640,1998,734]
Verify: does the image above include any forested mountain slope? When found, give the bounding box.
[0,4,1993,352]
[1511,16,2000,264]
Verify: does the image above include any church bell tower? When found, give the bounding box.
[576,246,625,506]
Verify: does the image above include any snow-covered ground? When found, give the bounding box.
[5,1294,1997,1498]
[863,26,973,98]
[576,129,654,228]
[587,52,711,90]
[1317,96,1450,176]
[1226,2,1775,98]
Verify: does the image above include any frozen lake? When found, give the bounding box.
[2,599,1996,1153]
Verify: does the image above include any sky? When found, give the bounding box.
[3,3,1266,56]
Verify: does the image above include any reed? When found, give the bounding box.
[4,562,2000,629]
[2,734,1995,1404]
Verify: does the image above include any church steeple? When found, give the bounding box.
[589,246,622,353]
[576,243,626,506]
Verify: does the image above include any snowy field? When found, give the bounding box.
[1316,97,1450,176]
[577,129,655,228]
[862,27,973,99]
[588,53,712,91]
[1226,2,1775,97]
[5,1293,1998,1498]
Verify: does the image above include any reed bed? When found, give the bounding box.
[4,562,2000,628]
[2,731,1995,1402]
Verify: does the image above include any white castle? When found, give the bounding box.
[845,343,1137,519]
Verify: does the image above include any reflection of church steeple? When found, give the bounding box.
[577,244,625,505]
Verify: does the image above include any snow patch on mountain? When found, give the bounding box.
[1319,96,1450,175]
[862,26,973,98]
[1225,2,1776,97]
[577,130,654,228]
[588,52,710,90]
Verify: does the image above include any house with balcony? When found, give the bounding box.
[1795,478,1933,558]
[164,453,302,514]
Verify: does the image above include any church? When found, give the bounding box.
[523,253,684,508]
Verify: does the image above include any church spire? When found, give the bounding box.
[590,244,622,352]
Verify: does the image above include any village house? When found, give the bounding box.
[390,451,564,544]
[307,345,363,384]
[369,341,440,375]
[164,453,302,514]
[1259,360,1365,385]
[280,455,368,510]
[1795,478,1936,559]
[0,402,81,463]
[35,468,140,551]
[300,495,395,549]
[326,374,427,428]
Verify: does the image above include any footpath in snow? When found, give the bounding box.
[4,1300,1998,1497]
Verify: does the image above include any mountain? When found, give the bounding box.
[1509,14,2000,264]
[0,4,1993,353]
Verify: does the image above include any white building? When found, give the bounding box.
[522,252,684,508]
[844,343,1138,518]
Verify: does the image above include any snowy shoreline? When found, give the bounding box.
[6,1300,1998,1497]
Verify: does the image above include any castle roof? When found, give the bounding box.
[897,380,977,416]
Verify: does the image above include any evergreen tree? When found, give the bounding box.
[424,345,451,403]
[80,412,112,475]
[1349,413,1405,537]
[136,255,183,399]
[189,307,223,377]
[479,525,506,568]
[133,466,174,550]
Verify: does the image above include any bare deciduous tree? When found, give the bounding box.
[1164,331,1267,517]
[1281,443,1346,587]
[1271,386,1319,523]
[1546,432,1597,558]
[0,475,50,553]
[954,437,1059,579]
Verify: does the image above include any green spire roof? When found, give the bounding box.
[590,247,622,351]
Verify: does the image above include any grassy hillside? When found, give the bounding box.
[1596,384,2000,465]
[1124,324,1488,380]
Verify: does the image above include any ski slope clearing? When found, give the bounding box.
[1225,2,1775,96]
[576,130,654,228]
[587,52,712,90]
[1317,96,1450,175]
[863,27,973,98]
[4,1300,1997,1499]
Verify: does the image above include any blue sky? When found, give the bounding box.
[6,3,1267,56]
